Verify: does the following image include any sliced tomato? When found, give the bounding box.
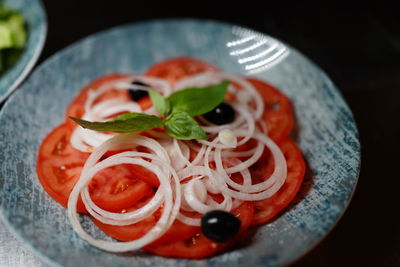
[37,124,89,212]
[147,60,292,141]
[92,193,199,244]
[65,74,128,126]
[37,123,153,213]
[137,96,152,110]
[101,149,160,187]
[145,57,218,85]
[246,78,294,143]
[143,202,254,259]
[149,219,200,247]
[251,138,306,225]
[101,148,160,187]
[93,211,199,246]
[87,165,153,212]
[65,73,152,129]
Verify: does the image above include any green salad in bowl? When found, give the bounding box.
[0,1,27,74]
[0,0,45,103]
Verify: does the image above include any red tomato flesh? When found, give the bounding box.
[145,57,218,85]
[143,202,254,259]
[246,78,295,143]
[251,138,306,225]
[37,124,153,213]
[65,73,152,129]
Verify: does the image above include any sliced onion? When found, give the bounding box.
[81,157,165,226]
[71,75,171,152]
[198,103,255,148]
[176,213,201,226]
[175,72,264,120]
[65,70,292,248]
[68,157,179,252]
[115,75,172,96]
[81,152,166,225]
[67,133,181,252]
[218,129,237,148]
[214,132,287,200]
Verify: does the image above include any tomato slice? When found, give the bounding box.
[92,195,158,241]
[87,165,153,212]
[92,192,199,245]
[37,123,153,213]
[145,57,218,85]
[93,211,199,246]
[65,73,151,129]
[147,60,293,142]
[65,74,128,127]
[251,138,306,225]
[143,202,254,259]
[93,199,253,259]
[246,78,294,143]
[100,147,160,187]
[37,124,89,212]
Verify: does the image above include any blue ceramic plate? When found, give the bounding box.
[0,20,360,266]
[0,0,47,103]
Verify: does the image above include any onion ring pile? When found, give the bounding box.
[67,71,288,253]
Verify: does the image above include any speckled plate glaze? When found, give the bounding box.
[0,19,360,267]
[0,0,47,103]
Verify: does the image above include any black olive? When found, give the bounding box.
[128,80,149,101]
[201,210,241,242]
[203,103,235,125]
[131,80,148,87]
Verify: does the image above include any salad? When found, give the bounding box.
[37,57,305,258]
[0,1,27,74]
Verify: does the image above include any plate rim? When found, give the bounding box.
[0,18,361,267]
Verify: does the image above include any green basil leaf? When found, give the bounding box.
[168,81,229,116]
[149,90,171,117]
[164,111,208,140]
[70,112,164,133]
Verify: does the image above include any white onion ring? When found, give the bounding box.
[68,157,180,252]
[67,133,181,252]
[214,132,287,201]
[71,75,171,152]
[66,70,291,244]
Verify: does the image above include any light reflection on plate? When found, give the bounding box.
[227,26,289,74]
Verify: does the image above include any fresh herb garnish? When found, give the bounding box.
[148,90,171,117]
[168,81,228,116]
[0,2,27,74]
[164,111,208,140]
[70,81,229,140]
[70,113,164,133]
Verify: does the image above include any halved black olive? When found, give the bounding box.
[128,80,149,101]
[201,210,241,242]
[203,103,235,125]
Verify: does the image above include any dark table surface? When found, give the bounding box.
[5,0,400,266]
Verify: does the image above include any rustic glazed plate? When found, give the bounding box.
[0,0,47,103]
[0,19,360,267]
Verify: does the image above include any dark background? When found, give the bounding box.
[39,0,400,266]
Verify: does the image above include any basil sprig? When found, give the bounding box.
[148,90,170,117]
[70,81,228,140]
[70,113,163,133]
[168,81,229,116]
[164,111,208,140]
